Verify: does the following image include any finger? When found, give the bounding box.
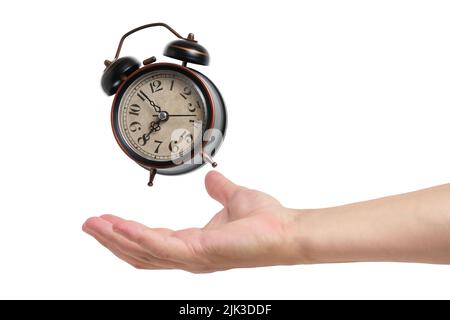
[94,234,156,269]
[100,215,175,237]
[99,214,126,225]
[89,217,150,260]
[83,220,159,269]
[99,216,181,267]
[205,171,242,206]
[83,217,146,262]
[112,220,194,263]
[84,217,180,269]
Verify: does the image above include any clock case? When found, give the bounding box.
[101,23,226,186]
[111,62,227,176]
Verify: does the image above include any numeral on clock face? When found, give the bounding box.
[129,121,142,132]
[138,133,149,146]
[137,90,149,102]
[150,80,163,93]
[129,104,141,116]
[180,87,192,99]
[154,140,163,153]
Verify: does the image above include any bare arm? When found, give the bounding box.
[83,172,450,272]
[296,183,450,264]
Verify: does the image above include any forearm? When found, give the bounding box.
[293,184,450,264]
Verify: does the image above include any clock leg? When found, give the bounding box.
[148,168,157,187]
[202,152,218,168]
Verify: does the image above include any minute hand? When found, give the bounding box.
[140,91,161,113]
[152,114,197,117]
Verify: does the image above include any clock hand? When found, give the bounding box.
[138,109,171,145]
[152,114,197,117]
[139,91,161,113]
[146,119,161,136]
[138,119,161,146]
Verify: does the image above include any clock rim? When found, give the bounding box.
[111,62,215,169]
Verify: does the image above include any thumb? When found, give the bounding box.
[205,171,241,206]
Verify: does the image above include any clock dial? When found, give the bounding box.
[117,70,207,162]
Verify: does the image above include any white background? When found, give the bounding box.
[0,0,449,299]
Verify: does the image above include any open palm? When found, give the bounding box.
[83,171,299,273]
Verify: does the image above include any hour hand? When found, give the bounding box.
[138,120,161,146]
[148,120,161,133]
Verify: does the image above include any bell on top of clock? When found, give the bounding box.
[164,33,210,66]
[101,23,226,187]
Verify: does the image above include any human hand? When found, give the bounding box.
[82,171,302,273]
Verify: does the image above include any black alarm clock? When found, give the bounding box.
[101,23,227,186]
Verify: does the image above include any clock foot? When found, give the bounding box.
[148,168,157,187]
[202,152,217,168]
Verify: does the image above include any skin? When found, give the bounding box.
[83,171,450,273]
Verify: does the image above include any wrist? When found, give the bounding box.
[285,206,348,265]
[284,207,324,265]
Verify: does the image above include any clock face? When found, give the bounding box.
[116,68,209,164]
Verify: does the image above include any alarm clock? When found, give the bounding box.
[101,23,227,187]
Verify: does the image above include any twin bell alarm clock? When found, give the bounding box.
[101,23,227,186]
